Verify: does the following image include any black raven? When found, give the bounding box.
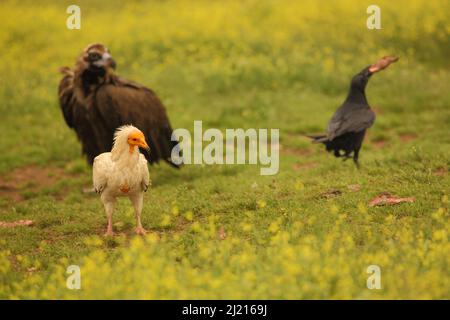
[308,56,398,168]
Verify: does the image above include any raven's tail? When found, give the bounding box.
[306,134,341,158]
[305,134,329,144]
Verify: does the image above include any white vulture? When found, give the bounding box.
[93,125,150,236]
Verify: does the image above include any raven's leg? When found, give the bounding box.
[353,149,360,169]
[342,150,353,161]
[352,130,366,169]
[334,149,341,157]
[342,155,351,162]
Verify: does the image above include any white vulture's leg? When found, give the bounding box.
[102,195,115,236]
[130,193,146,235]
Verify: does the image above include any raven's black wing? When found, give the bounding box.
[327,104,375,141]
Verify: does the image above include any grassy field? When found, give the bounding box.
[0,0,449,299]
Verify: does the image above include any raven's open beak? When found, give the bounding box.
[369,55,399,73]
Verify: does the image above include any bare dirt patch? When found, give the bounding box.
[369,192,415,206]
[281,145,314,157]
[0,219,33,228]
[434,167,448,176]
[399,133,418,142]
[319,189,342,199]
[366,131,388,149]
[370,139,388,149]
[0,165,67,202]
[293,162,317,171]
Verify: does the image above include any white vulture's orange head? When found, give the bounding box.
[113,125,150,155]
[127,130,149,151]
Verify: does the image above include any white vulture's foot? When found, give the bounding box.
[83,186,96,194]
[104,228,115,237]
[135,226,147,235]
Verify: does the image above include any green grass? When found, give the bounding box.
[0,0,449,299]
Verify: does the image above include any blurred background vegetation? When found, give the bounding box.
[1,0,449,172]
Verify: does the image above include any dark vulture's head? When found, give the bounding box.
[77,43,116,75]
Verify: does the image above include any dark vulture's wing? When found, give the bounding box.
[91,78,181,167]
[58,70,102,165]
[327,104,375,140]
[58,70,75,128]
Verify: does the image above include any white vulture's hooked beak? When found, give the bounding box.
[127,131,150,153]
[139,140,150,152]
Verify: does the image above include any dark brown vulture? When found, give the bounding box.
[307,56,398,168]
[58,43,181,167]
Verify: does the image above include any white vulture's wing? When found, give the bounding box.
[139,154,150,192]
[93,153,113,193]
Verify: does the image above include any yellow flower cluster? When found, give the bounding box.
[1,196,448,299]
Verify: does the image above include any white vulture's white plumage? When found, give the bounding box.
[93,125,150,236]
